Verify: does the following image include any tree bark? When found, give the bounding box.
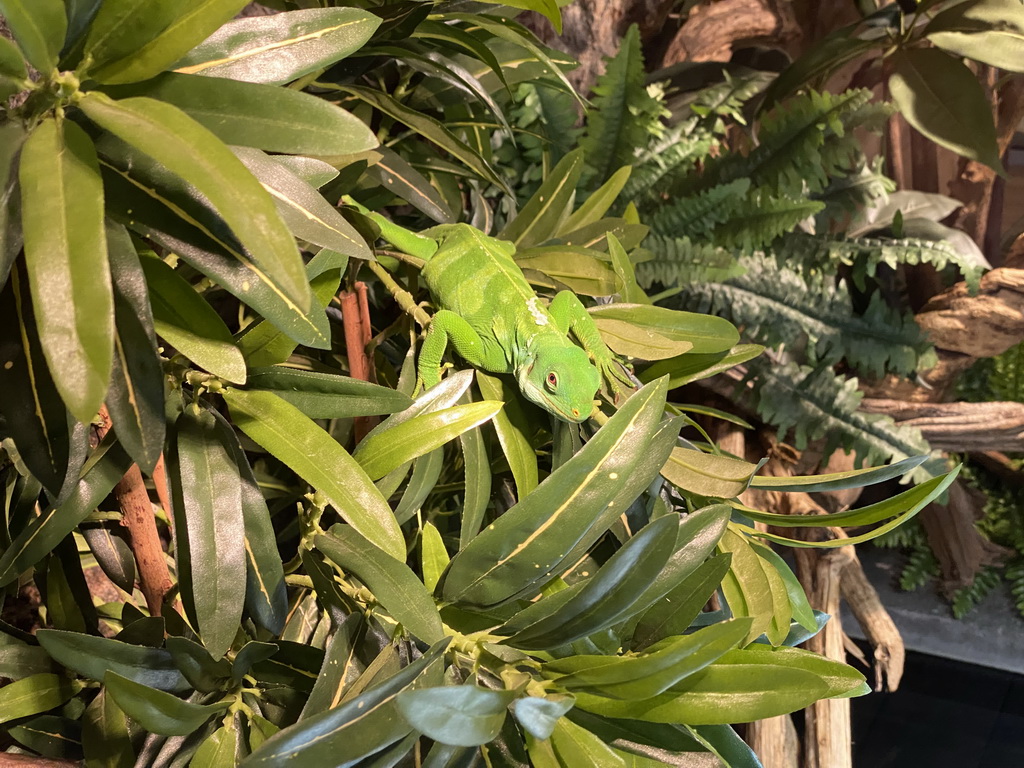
[859,399,1024,452]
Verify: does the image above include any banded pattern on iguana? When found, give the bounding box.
[347,201,630,423]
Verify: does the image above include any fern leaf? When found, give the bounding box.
[711,194,824,251]
[635,234,745,288]
[677,257,935,376]
[900,541,940,591]
[649,179,752,241]
[748,359,939,480]
[951,566,1001,619]
[580,24,667,186]
[815,156,895,221]
[992,341,1024,403]
[623,122,717,204]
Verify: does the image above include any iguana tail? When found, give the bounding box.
[340,196,439,261]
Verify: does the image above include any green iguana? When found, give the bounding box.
[345,199,632,423]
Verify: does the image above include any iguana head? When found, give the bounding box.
[518,342,601,423]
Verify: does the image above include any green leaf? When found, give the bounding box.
[421,522,449,594]
[499,0,562,33]
[888,48,1002,171]
[713,645,868,699]
[501,515,678,649]
[104,72,378,156]
[718,528,787,645]
[140,255,246,383]
[36,629,189,692]
[165,637,231,694]
[246,366,412,420]
[926,0,1024,73]
[97,142,326,350]
[735,467,961,547]
[0,638,55,679]
[242,639,449,767]
[233,147,373,260]
[192,723,239,768]
[632,554,734,651]
[397,685,515,747]
[175,8,381,85]
[0,439,132,587]
[748,455,926,493]
[223,388,405,561]
[661,447,758,498]
[442,378,670,608]
[546,718,625,768]
[105,221,165,474]
[516,246,620,297]
[0,0,66,72]
[299,616,364,718]
[588,304,739,355]
[500,149,583,248]
[0,35,28,100]
[367,146,454,224]
[0,121,26,290]
[104,671,228,736]
[546,618,751,700]
[20,117,113,424]
[559,167,632,235]
[175,406,246,660]
[82,689,135,768]
[79,93,311,311]
[638,344,764,389]
[317,527,443,643]
[0,673,81,725]
[591,317,693,360]
[354,401,503,481]
[88,0,249,84]
[751,542,817,633]
[0,265,75,498]
[476,372,539,499]
[511,695,575,741]
[459,421,491,549]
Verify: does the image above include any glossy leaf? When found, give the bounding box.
[511,695,575,741]
[560,167,632,235]
[20,117,113,424]
[588,304,739,355]
[0,266,74,497]
[0,36,27,100]
[888,48,1002,171]
[317,527,444,643]
[638,344,764,389]
[82,689,135,768]
[223,388,405,560]
[176,406,246,659]
[104,672,228,736]
[748,454,926,492]
[192,723,239,768]
[97,141,327,349]
[242,639,449,767]
[0,439,132,587]
[500,149,583,248]
[368,146,454,224]
[105,221,165,473]
[926,0,1024,73]
[79,93,310,310]
[718,528,786,645]
[752,542,817,633]
[0,121,25,289]
[354,401,503,481]
[421,522,449,594]
[397,685,515,747]
[165,637,231,694]
[140,254,246,383]
[459,421,491,549]
[592,317,693,360]
[300,616,364,718]
[247,367,411,420]
[502,515,678,649]
[661,447,758,498]
[36,629,189,692]
[517,246,620,297]
[547,618,752,700]
[0,638,55,679]
[233,147,373,259]
[546,717,625,768]
[632,553,734,651]
[106,72,378,156]
[0,0,66,72]
[0,673,81,726]
[88,0,248,84]
[476,371,539,498]
[175,8,381,85]
[442,378,669,607]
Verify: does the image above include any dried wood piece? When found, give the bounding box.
[916,268,1024,358]
[747,715,800,768]
[662,0,800,66]
[840,547,904,692]
[859,398,1024,452]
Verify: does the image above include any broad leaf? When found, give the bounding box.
[247,366,412,419]
[37,630,189,692]
[104,672,227,736]
[397,685,515,747]
[0,673,82,725]
[0,0,66,72]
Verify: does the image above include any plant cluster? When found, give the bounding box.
[0,1,960,767]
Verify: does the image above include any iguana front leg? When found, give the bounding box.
[548,291,633,394]
[419,310,509,389]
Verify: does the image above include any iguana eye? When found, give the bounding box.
[546,372,558,388]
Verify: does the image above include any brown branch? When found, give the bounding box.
[662,0,800,67]
[340,285,377,442]
[0,756,80,767]
[840,547,905,692]
[97,408,173,616]
[859,399,1024,452]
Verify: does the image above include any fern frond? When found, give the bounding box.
[749,359,938,479]
[649,179,751,240]
[779,231,984,290]
[900,542,940,591]
[635,235,745,288]
[677,257,935,376]
[711,194,824,251]
[951,566,1001,619]
[581,24,668,186]
[621,121,716,204]
[815,156,895,221]
[1006,560,1024,617]
[992,341,1024,403]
